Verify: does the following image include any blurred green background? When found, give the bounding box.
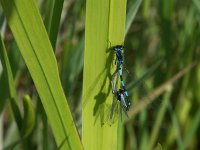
[0,0,200,149]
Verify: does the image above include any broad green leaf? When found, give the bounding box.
[0,0,82,149]
[83,0,126,149]
[117,121,125,150]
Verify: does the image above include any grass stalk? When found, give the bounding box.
[83,0,126,149]
[0,35,22,130]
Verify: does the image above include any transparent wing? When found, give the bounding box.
[101,72,120,126]
[101,98,120,126]
[119,95,129,117]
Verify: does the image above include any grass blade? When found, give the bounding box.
[83,0,127,149]
[0,35,22,129]
[125,0,143,34]
[167,103,183,149]
[0,0,82,149]
[44,0,64,49]
[21,95,35,138]
[147,88,172,150]
[182,106,200,149]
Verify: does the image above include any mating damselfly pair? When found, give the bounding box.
[107,44,131,123]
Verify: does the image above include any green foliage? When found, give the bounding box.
[0,0,82,149]
[0,0,200,149]
[44,0,64,49]
[0,35,22,129]
[82,0,127,149]
[21,95,35,138]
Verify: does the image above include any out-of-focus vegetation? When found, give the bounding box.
[0,0,200,149]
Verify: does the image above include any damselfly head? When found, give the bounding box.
[111,45,124,52]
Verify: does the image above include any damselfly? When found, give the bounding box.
[102,76,129,125]
[110,45,131,117]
